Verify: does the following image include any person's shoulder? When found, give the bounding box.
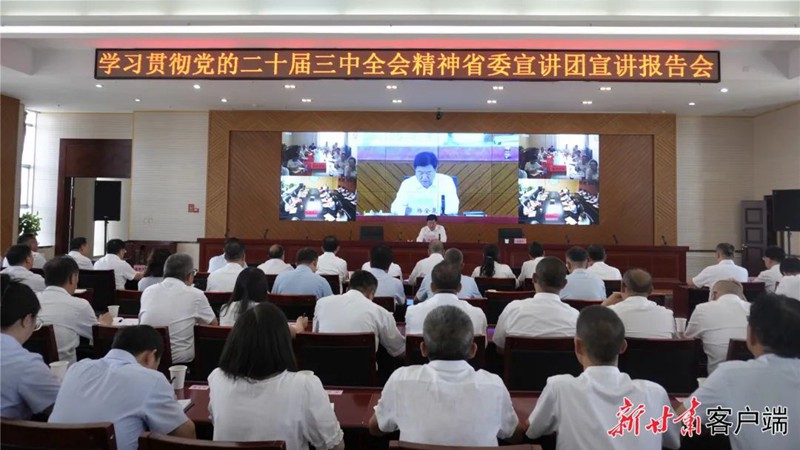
[472,369,509,387]
[542,373,578,390]
[630,378,669,396]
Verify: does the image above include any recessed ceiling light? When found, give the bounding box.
[599,86,612,91]
[486,99,497,104]
[95,84,103,88]
[193,84,201,90]
[301,98,312,103]
[220,98,228,103]
[134,98,141,102]
[720,87,729,93]
[582,100,593,105]
[284,84,296,89]
[392,99,403,104]
[492,85,504,91]
[386,85,398,90]
[688,102,696,106]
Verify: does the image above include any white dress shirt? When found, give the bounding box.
[374,360,518,447]
[206,262,244,292]
[37,286,98,363]
[257,258,293,275]
[756,264,783,293]
[362,262,403,279]
[415,274,482,302]
[0,255,41,269]
[0,333,61,420]
[684,293,750,373]
[390,173,459,216]
[67,251,94,270]
[416,225,447,243]
[137,276,162,292]
[405,293,487,336]
[560,268,606,300]
[314,290,405,357]
[493,293,580,349]
[207,253,226,272]
[219,301,248,326]
[608,296,675,339]
[139,278,217,363]
[365,268,406,306]
[316,252,348,283]
[0,266,46,292]
[208,369,343,450]
[688,354,800,450]
[93,253,137,290]
[471,262,516,280]
[775,274,800,300]
[408,253,444,284]
[586,261,622,280]
[692,259,749,288]
[527,366,680,450]
[517,257,545,287]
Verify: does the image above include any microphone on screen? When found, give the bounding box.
[661,235,668,246]
[565,234,571,244]
[263,228,269,239]
[612,234,619,245]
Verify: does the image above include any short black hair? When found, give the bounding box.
[413,151,439,169]
[528,241,544,258]
[566,246,588,264]
[0,274,41,329]
[622,268,653,295]
[748,294,800,358]
[43,256,79,287]
[112,325,165,360]
[716,243,735,258]
[535,257,568,289]
[426,214,438,222]
[106,239,126,255]
[69,237,88,251]
[143,248,172,278]
[587,245,606,262]
[370,245,393,271]
[222,267,269,317]
[577,305,625,364]
[268,244,285,259]
[5,244,32,266]
[224,238,246,261]
[764,246,786,263]
[780,257,800,275]
[296,247,318,265]
[431,262,461,292]
[322,235,339,253]
[218,302,297,380]
[348,270,378,295]
[17,234,37,246]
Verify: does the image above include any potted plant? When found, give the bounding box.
[18,211,42,236]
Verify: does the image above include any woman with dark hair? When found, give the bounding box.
[471,244,516,281]
[208,303,344,450]
[137,248,172,291]
[219,268,308,333]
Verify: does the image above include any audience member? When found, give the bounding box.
[688,242,748,288]
[1,244,46,292]
[206,238,246,292]
[684,280,749,373]
[560,247,606,300]
[361,260,403,279]
[208,303,344,450]
[602,268,674,338]
[416,214,447,243]
[471,244,515,281]
[776,257,800,300]
[37,257,112,363]
[2,234,47,269]
[257,244,293,275]
[526,306,680,450]
[139,253,218,363]
[316,235,349,285]
[207,238,234,273]
[493,257,579,350]
[415,248,481,302]
[682,294,800,450]
[66,237,94,270]
[0,274,60,419]
[94,239,141,290]
[364,245,406,306]
[408,240,445,284]
[138,248,171,291]
[272,248,334,299]
[49,326,195,450]
[757,246,786,293]
[406,262,487,336]
[586,244,622,280]
[517,241,545,288]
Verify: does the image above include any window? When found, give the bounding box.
[19,111,37,212]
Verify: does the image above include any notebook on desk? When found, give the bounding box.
[177,399,193,411]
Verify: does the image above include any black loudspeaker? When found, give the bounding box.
[772,190,800,231]
[94,181,122,221]
[498,228,524,242]
[359,226,384,241]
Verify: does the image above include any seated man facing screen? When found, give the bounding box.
[369,305,524,446]
[205,238,246,292]
[1,244,46,293]
[390,151,459,216]
[757,246,786,293]
[602,268,674,338]
[688,242,748,288]
[66,237,94,271]
[364,245,406,306]
[415,248,482,302]
[560,246,606,300]
[93,239,142,290]
[408,240,445,285]
[271,247,334,299]
[586,244,622,281]
[257,244,293,275]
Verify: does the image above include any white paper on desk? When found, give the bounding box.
[113,318,140,327]
[326,390,343,396]
[177,399,193,411]
[75,289,87,294]
[189,385,210,391]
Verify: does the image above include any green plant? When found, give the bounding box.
[18,211,42,235]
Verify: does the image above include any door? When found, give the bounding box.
[741,200,767,276]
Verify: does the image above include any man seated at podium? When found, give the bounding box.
[390,152,459,216]
[416,214,447,243]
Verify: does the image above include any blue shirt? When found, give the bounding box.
[560,269,606,300]
[0,333,60,419]
[416,274,482,302]
[366,268,406,306]
[272,265,334,299]
[49,349,188,450]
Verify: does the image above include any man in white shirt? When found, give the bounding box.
[206,239,245,292]
[517,241,545,288]
[361,261,403,279]
[139,253,218,363]
[37,257,112,363]
[416,214,447,243]
[602,268,674,338]
[586,244,622,280]
[93,239,142,290]
[364,245,406,306]
[680,293,800,450]
[415,248,482,302]
[526,305,680,450]
[0,245,46,293]
[688,242,748,288]
[66,237,94,271]
[756,246,785,293]
[406,262,487,336]
[684,279,750,374]
[560,246,606,300]
[2,234,47,269]
[408,240,445,284]
[316,235,348,286]
[370,305,523,446]
[257,244,293,275]
[776,257,800,300]
[494,257,580,351]
[390,151,459,216]
[314,270,405,357]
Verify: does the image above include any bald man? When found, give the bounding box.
[257,245,293,275]
[602,269,674,338]
[685,279,750,373]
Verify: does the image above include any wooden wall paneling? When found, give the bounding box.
[0,95,21,253]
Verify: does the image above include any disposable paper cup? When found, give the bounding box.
[107,305,120,319]
[169,365,188,390]
[675,318,687,335]
[49,361,69,383]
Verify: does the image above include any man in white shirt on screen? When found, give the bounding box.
[416,214,447,243]
[602,268,674,338]
[390,152,459,216]
[408,241,445,285]
[560,247,606,300]
[94,239,141,290]
[776,257,800,300]
[66,237,94,271]
[206,239,246,292]
[316,236,348,286]
[756,246,785,293]
[364,245,406,306]
[517,241,545,288]
[257,245,293,275]
[688,242,748,288]
[415,248,482,302]
[586,244,622,280]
